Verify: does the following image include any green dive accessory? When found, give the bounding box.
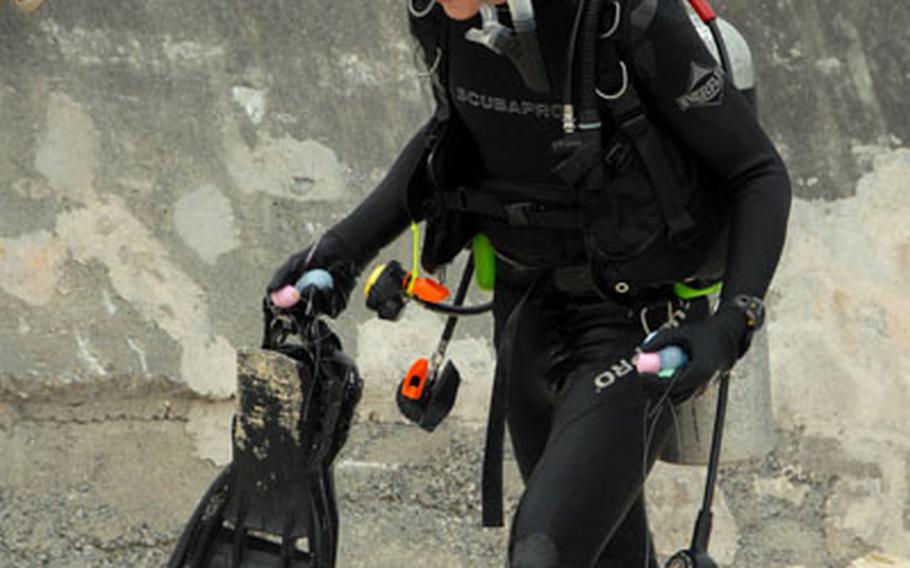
[472,233,496,291]
[674,281,722,301]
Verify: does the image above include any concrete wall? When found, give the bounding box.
[0,0,432,395]
[1,0,909,565]
[719,1,910,562]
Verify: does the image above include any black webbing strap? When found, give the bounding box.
[481,277,542,527]
[440,187,581,230]
[597,39,697,245]
[552,140,603,188]
[617,111,697,244]
[410,4,451,122]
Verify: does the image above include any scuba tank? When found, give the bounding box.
[687,6,757,108]
[651,3,774,566]
[658,2,776,467]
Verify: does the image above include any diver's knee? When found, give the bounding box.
[510,532,560,568]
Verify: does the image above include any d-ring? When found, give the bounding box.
[414,46,443,78]
[595,61,629,101]
[409,0,437,18]
[600,1,622,39]
[639,305,653,335]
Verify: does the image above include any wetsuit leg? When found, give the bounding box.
[506,359,554,482]
[507,302,677,568]
[493,278,560,481]
[593,495,658,568]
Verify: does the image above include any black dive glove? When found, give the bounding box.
[640,305,751,403]
[266,232,360,318]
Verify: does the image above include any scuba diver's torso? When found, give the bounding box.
[446,1,575,183]
[445,1,589,268]
[412,0,788,299]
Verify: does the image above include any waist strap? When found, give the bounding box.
[497,258,690,307]
[441,187,580,230]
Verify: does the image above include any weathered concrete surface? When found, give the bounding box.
[3,392,906,568]
[0,394,515,567]
[763,149,910,562]
[0,0,434,395]
[717,0,910,200]
[2,0,910,566]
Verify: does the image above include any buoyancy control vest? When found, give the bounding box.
[407,0,757,300]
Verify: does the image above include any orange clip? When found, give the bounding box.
[400,358,430,401]
[408,275,450,304]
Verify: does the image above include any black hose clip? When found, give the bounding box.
[396,357,462,432]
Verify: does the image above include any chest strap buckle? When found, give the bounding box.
[504,202,537,226]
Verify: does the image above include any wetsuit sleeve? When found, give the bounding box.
[619,0,792,301]
[330,119,437,267]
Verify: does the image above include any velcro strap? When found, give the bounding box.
[552,143,602,187]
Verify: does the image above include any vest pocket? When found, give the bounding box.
[583,129,728,292]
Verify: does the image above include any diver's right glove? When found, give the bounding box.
[267,232,360,318]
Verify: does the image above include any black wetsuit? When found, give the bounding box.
[329,0,791,566]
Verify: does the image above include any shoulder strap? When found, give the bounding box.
[596,2,697,245]
[409,2,451,122]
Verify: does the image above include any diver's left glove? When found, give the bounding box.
[266,232,361,318]
[640,301,757,403]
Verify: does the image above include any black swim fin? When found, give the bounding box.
[169,309,362,568]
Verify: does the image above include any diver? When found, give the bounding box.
[267,0,791,566]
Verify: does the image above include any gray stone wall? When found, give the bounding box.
[718,0,910,199]
[0,0,432,394]
[1,0,909,565]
